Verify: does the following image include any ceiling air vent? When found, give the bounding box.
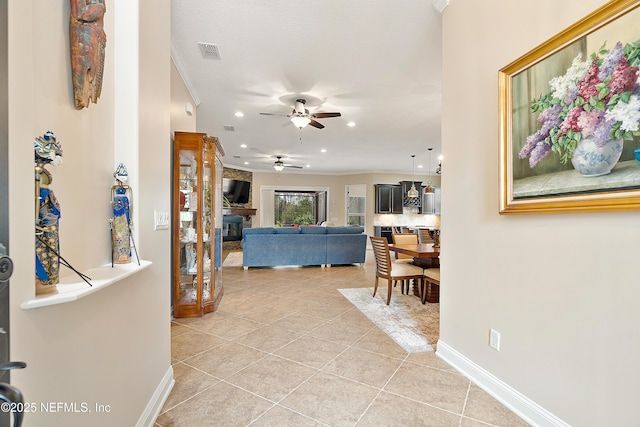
[198,42,221,60]
[223,125,235,132]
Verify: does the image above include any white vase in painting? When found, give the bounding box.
[570,137,623,177]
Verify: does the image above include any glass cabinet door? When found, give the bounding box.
[213,154,223,302]
[201,142,213,307]
[177,148,200,310]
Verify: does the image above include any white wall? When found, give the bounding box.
[440,1,640,426]
[9,1,172,425]
[170,61,197,134]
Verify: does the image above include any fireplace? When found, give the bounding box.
[222,207,257,250]
[223,215,243,241]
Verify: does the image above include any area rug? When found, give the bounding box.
[222,251,243,267]
[338,287,439,353]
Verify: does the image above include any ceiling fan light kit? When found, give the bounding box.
[290,116,311,129]
[260,98,341,132]
[273,156,302,171]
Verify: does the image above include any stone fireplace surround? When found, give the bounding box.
[223,167,255,250]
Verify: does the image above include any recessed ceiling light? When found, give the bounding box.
[417,165,424,169]
[347,121,356,127]
[320,149,327,153]
[306,164,311,168]
[240,144,247,148]
[235,112,244,117]
[243,161,249,165]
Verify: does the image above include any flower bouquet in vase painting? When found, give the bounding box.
[519,38,640,176]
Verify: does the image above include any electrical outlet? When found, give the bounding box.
[489,329,501,351]
[154,210,169,230]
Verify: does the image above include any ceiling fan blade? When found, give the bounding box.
[260,112,291,117]
[285,164,303,169]
[311,112,341,119]
[308,119,325,129]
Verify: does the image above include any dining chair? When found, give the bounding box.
[421,268,440,304]
[417,228,434,244]
[369,236,424,305]
[391,233,418,262]
[390,233,419,294]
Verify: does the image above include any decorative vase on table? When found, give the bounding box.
[570,137,623,177]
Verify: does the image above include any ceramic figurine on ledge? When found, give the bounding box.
[34,131,63,295]
[110,163,139,266]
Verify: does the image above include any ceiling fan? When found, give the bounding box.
[273,156,303,171]
[260,98,341,129]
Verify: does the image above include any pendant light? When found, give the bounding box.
[408,154,419,198]
[424,148,435,194]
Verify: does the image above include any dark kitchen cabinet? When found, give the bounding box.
[375,184,403,214]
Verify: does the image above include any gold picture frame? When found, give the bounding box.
[499,0,640,214]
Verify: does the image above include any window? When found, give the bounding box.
[274,191,327,226]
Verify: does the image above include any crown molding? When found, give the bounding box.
[432,0,450,13]
[170,41,201,107]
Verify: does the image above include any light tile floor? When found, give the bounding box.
[156,252,530,427]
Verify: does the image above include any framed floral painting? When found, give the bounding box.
[499,0,640,214]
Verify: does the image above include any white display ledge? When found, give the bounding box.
[21,260,152,310]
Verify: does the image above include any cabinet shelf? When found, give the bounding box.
[21,260,152,310]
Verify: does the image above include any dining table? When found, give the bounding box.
[388,243,440,301]
[388,243,439,266]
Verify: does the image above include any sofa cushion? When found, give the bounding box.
[243,227,275,235]
[274,227,301,234]
[325,226,364,234]
[300,226,327,234]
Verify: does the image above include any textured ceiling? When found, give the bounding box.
[171,1,443,174]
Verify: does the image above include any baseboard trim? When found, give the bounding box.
[136,365,175,427]
[436,340,569,427]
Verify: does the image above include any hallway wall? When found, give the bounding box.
[440,1,640,425]
[8,1,172,425]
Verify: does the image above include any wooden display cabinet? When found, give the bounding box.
[172,131,225,318]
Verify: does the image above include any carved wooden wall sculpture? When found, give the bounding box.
[69,0,106,110]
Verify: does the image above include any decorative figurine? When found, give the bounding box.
[110,163,139,266]
[34,131,63,294]
[69,0,106,110]
[34,132,92,293]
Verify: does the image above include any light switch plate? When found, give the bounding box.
[489,329,501,351]
[154,210,169,230]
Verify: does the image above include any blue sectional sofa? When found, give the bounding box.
[241,226,367,269]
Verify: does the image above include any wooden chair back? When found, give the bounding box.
[391,233,418,259]
[417,228,434,244]
[370,236,392,278]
